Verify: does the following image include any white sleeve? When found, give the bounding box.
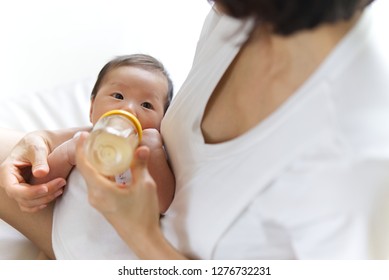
[191,8,222,66]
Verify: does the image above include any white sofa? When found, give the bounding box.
[0,78,92,259]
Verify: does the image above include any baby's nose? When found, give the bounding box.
[122,103,137,117]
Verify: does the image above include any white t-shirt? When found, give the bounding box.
[160,4,389,259]
[53,3,389,259]
[53,168,137,259]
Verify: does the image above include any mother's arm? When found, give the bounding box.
[0,127,88,259]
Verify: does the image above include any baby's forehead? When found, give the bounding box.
[105,65,167,83]
[102,67,169,98]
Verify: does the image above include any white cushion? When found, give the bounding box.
[0,77,93,131]
[0,78,93,259]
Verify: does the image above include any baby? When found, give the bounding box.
[33,54,175,259]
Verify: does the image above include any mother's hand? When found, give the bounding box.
[75,132,161,247]
[0,131,66,212]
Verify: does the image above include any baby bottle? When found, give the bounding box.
[85,109,142,179]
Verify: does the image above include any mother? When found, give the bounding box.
[2,0,389,259]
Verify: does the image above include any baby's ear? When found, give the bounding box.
[89,98,95,123]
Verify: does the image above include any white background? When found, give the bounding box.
[0,0,210,98]
[1,1,388,99]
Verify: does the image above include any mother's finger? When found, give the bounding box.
[131,146,151,184]
[74,131,93,176]
[14,179,65,211]
[130,146,160,213]
[75,132,108,183]
[18,133,50,178]
[75,132,123,209]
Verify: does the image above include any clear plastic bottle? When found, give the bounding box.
[85,109,142,178]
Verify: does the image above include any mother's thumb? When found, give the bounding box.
[131,146,151,179]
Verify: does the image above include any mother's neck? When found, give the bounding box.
[249,13,362,85]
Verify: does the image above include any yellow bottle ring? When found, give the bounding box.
[99,109,143,142]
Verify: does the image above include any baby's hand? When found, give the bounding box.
[140,129,164,152]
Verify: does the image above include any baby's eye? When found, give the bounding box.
[141,102,154,110]
[112,92,124,100]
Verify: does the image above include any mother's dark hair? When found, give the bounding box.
[210,0,375,35]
